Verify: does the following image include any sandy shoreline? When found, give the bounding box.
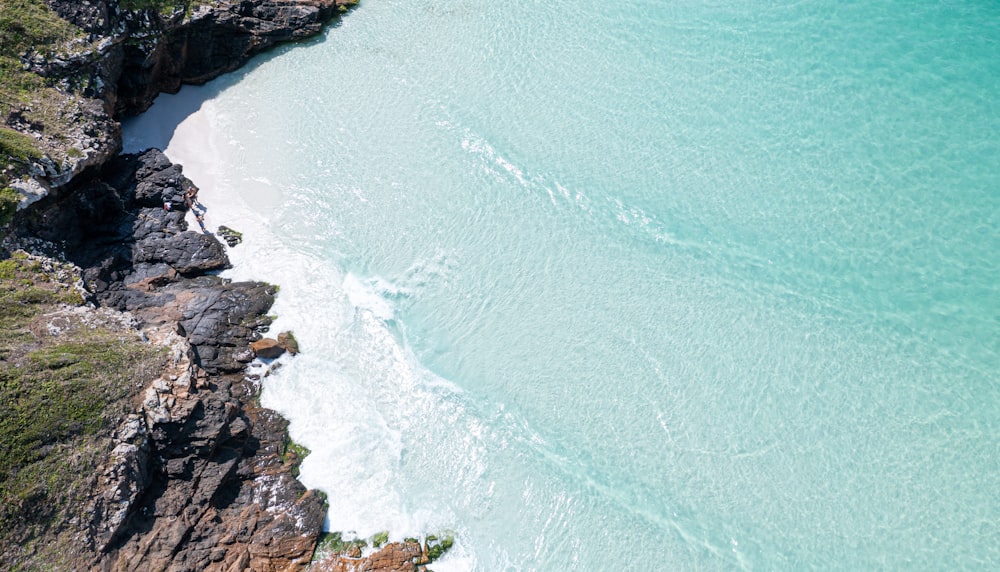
[121,87,468,559]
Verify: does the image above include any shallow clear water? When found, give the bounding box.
[124,0,1000,568]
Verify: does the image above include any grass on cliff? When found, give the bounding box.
[0,0,82,184]
[119,0,198,16]
[0,185,20,227]
[0,128,40,162]
[0,252,169,564]
[0,0,79,111]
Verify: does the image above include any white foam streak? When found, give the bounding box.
[343,273,396,320]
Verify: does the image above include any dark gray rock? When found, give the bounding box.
[21,149,229,290]
[47,0,114,37]
[134,230,230,274]
[172,278,276,373]
[115,0,358,116]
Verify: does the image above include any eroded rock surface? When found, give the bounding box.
[311,540,430,572]
[6,149,325,570]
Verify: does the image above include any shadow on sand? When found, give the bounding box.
[121,29,337,153]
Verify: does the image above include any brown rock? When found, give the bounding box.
[277,330,300,354]
[251,338,287,359]
[311,540,425,572]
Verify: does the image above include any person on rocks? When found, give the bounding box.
[185,184,205,213]
[195,212,208,233]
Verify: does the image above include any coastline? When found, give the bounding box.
[7,0,999,568]
[1,0,453,569]
[120,29,468,572]
[124,86,449,543]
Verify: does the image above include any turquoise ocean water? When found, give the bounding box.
[124,0,1000,568]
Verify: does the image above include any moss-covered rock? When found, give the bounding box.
[217,224,243,247]
[0,186,19,227]
[425,533,455,562]
[281,437,310,478]
[371,530,389,548]
[311,531,455,569]
[312,531,368,562]
[277,330,300,354]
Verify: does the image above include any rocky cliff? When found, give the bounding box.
[4,0,357,199]
[3,146,331,570]
[0,1,450,570]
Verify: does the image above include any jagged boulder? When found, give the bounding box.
[131,151,188,208]
[277,330,299,354]
[169,277,277,373]
[114,365,326,572]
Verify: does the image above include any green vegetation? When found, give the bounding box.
[0,186,20,227]
[0,0,79,112]
[0,127,40,162]
[0,251,169,565]
[424,533,455,561]
[281,437,310,477]
[312,531,368,562]
[371,530,389,549]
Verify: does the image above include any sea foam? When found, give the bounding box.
[123,88,484,556]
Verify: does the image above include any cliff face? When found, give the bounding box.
[114,0,354,116]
